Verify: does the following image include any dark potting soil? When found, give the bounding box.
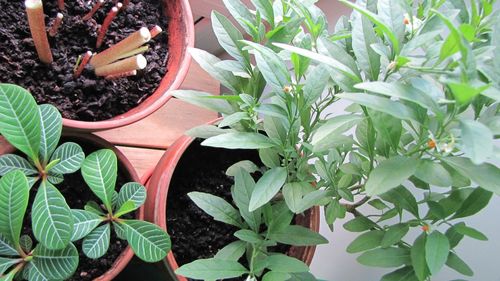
[21,137,132,281]
[0,0,169,121]
[167,140,290,281]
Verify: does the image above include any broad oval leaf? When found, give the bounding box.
[0,84,41,161]
[266,254,309,273]
[446,252,473,276]
[366,156,418,196]
[232,168,261,232]
[123,220,171,262]
[81,149,117,211]
[0,170,29,248]
[49,142,85,175]
[0,154,38,176]
[70,209,103,241]
[311,115,364,147]
[249,167,287,211]
[357,247,411,268]
[381,224,409,248]
[442,157,500,195]
[214,241,246,261]
[451,187,492,219]
[19,235,32,253]
[188,192,243,228]
[82,223,110,259]
[176,258,248,280]
[269,225,328,246]
[32,243,79,280]
[460,120,493,164]
[411,233,429,281]
[425,231,450,275]
[415,160,452,187]
[346,230,384,253]
[32,181,73,250]
[202,132,275,149]
[116,182,147,211]
[37,104,62,164]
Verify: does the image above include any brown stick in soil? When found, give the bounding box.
[58,0,65,10]
[96,3,122,48]
[74,51,93,78]
[83,0,104,21]
[94,54,147,76]
[25,0,53,64]
[150,25,162,39]
[48,13,64,37]
[90,27,151,68]
[105,70,137,80]
[122,0,130,9]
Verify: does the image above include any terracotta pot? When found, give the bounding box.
[0,134,143,281]
[63,0,195,132]
[145,128,321,281]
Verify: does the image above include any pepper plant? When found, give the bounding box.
[174,0,500,280]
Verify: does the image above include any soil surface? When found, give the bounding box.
[167,140,290,281]
[0,0,169,121]
[21,137,133,281]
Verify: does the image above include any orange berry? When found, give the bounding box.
[404,18,410,25]
[421,224,429,232]
[427,139,436,149]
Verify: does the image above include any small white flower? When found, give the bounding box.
[404,13,423,33]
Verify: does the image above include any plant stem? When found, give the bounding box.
[25,0,53,64]
[48,13,64,37]
[83,0,104,21]
[150,25,163,39]
[96,4,122,48]
[74,51,93,78]
[58,0,64,10]
[94,54,147,76]
[105,69,137,80]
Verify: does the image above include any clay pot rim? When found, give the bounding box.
[62,0,195,132]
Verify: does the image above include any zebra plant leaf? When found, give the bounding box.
[47,172,64,185]
[116,182,147,212]
[0,257,19,275]
[49,142,85,175]
[70,209,103,242]
[37,104,62,164]
[0,84,41,161]
[82,224,110,259]
[0,234,17,256]
[32,180,73,250]
[122,220,171,262]
[32,243,79,280]
[0,170,29,249]
[81,149,117,211]
[27,263,50,281]
[84,201,105,216]
[114,201,136,218]
[0,154,38,176]
[19,235,32,253]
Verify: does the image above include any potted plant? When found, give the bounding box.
[172,0,500,280]
[0,0,194,132]
[0,83,171,280]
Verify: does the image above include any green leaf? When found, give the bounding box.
[343,216,377,232]
[188,192,243,228]
[446,252,473,276]
[425,231,450,275]
[226,160,259,177]
[84,201,104,216]
[212,11,249,67]
[0,234,17,256]
[113,222,126,240]
[81,149,117,211]
[451,187,492,219]
[214,241,246,261]
[202,132,275,149]
[249,167,287,211]
[311,115,364,147]
[446,224,464,249]
[222,0,254,35]
[0,257,19,275]
[176,258,248,280]
[0,170,29,249]
[454,223,488,241]
[366,156,418,196]
[357,247,411,268]
[415,160,452,187]
[234,229,262,244]
[114,201,136,217]
[70,209,102,241]
[377,0,405,51]
[173,90,234,115]
[0,84,41,161]
[460,120,493,164]
[266,254,309,273]
[303,65,330,106]
[49,142,85,174]
[0,154,38,176]
[263,271,291,281]
[337,93,419,123]
[251,0,274,26]
[346,230,384,253]
[32,243,79,280]
[411,233,429,281]
[379,186,419,217]
[442,157,500,195]
[123,220,171,262]
[116,182,146,212]
[32,180,73,250]
[37,104,62,164]
[352,14,380,80]
[19,235,32,253]
[82,223,110,259]
[269,225,328,246]
[381,266,419,281]
[381,224,409,248]
[232,168,261,231]
[27,263,50,281]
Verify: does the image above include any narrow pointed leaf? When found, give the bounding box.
[366,156,418,196]
[214,241,246,261]
[249,167,287,211]
[232,168,261,231]
[460,120,493,164]
[82,224,110,259]
[173,90,234,115]
[352,14,380,80]
[357,248,411,268]
[411,233,429,281]
[49,142,85,174]
[188,192,243,228]
[381,224,409,248]
[0,154,37,176]
[71,209,103,241]
[442,157,500,195]
[202,132,275,149]
[446,252,473,276]
[176,258,248,280]
[346,230,384,253]
[123,220,171,262]
[212,11,249,67]
[425,231,450,275]
[116,182,146,211]
[38,104,62,164]
[32,243,79,280]
[0,170,29,249]
[81,149,117,211]
[269,225,328,246]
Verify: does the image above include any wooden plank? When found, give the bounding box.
[116,146,165,180]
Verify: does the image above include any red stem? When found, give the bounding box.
[96,4,121,48]
[150,25,162,39]
[58,0,64,10]
[48,13,63,37]
[82,0,104,21]
[122,0,129,8]
[74,51,93,78]
[105,69,137,80]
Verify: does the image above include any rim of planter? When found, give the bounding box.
[63,0,195,132]
[0,133,143,281]
[145,119,320,281]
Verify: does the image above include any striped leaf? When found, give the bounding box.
[32,180,73,250]
[123,220,171,262]
[38,104,62,164]
[81,149,117,211]
[49,142,85,175]
[82,223,110,259]
[0,234,17,256]
[84,201,105,216]
[70,209,103,241]
[116,182,147,212]
[27,176,39,189]
[0,154,38,176]
[114,201,136,218]
[47,172,63,185]
[32,243,79,280]
[0,170,29,249]
[27,263,49,281]
[19,235,32,253]
[113,222,127,240]
[0,257,20,275]
[0,84,41,161]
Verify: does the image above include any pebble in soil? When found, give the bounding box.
[0,0,169,121]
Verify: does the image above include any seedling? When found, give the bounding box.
[72,149,171,262]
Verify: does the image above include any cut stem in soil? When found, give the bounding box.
[58,0,64,10]
[105,70,137,80]
[74,51,93,78]
[25,0,53,64]
[96,3,122,48]
[94,54,147,76]
[48,13,64,37]
[150,25,162,39]
[82,0,104,21]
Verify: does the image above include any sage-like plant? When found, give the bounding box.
[174,0,500,280]
[0,170,78,281]
[0,84,84,250]
[72,149,171,263]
